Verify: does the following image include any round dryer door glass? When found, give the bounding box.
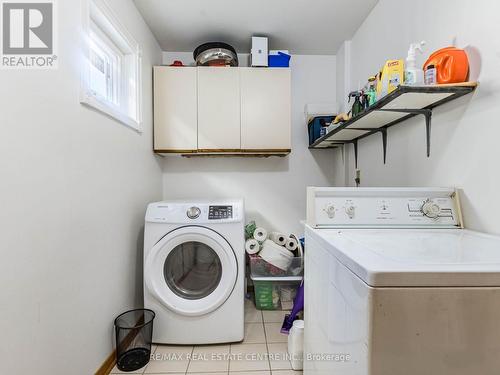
[164,241,222,300]
[145,226,238,316]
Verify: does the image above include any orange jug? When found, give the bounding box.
[423,47,469,84]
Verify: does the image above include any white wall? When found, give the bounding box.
[341,0,500,234]
[0,1,162,374]
[335,40,351,115]
[161,52,343,234]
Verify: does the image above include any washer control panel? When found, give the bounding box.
[307,188,462,228]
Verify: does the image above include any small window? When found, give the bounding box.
[81,0,142,131]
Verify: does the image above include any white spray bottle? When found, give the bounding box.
[405,41,426,85]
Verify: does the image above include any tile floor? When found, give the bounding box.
[111,299,301,375]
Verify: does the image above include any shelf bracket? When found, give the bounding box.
[379,128,388,164]
[376,108,433,157]
[425,115,432,158]
[350,139,358,169]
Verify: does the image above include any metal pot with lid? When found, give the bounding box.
[193,42,239,67]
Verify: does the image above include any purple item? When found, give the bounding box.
[280,280,304,334]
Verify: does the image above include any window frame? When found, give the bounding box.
[80,0,143,132]
[88,22,121,106]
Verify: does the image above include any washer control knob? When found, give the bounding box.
[421,199,441,219]
[187,206,201,219]
[345,205,356,219]
[324,204,336,219]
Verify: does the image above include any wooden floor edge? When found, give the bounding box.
[95,350,116,375]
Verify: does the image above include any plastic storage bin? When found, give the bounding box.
[114,309,155,372]
[250,257,303,310]
[268,52,291,67]
[308,116,334,145]
[252,278,302,310]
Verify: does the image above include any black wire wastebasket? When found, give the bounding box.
[114,309,155,372]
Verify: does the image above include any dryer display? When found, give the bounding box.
[209,205,233,219]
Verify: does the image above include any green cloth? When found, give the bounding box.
[245,221,257,240]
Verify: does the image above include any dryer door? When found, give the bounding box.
[145,226,238,316]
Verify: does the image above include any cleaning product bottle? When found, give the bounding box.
[348,91,364,117]
[376,60,405,98]
[366,76,377,106]
[288,320,304,370]
[405,41,426,85]
[424,64,437,85]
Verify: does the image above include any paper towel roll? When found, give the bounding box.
[285,237,298,252]
[253,227,268,242]
[245,239,261,255]
[269,232,287,246]
[260,239,294,271]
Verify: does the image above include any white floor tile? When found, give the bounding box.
[245,298,256,309]
[229,342,270,372]
[231,372,271,375]
[110,364,144,374]
[272,370,303,374]
[263,310,290,323]
[245,302,263,323]
[144,345,193,373]
[268,343,292,370]
[264,323,288,343]
[244,322,266,344]
[187,344,230,373]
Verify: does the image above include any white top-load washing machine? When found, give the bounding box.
[144,199,244,344]
[304,187,500,375]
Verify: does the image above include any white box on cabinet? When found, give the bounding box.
[251,36,268,67]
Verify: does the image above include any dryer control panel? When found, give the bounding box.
[307,187,462,228]
[146,200,243,224]
[209,205,233,220]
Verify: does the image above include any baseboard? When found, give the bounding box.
[95,350,116,375]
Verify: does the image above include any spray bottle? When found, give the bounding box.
[348,91,364,117]
[405,41,426,85]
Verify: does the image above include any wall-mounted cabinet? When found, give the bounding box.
[240,68,291,151]
[198,67,241,150]
[153,67,198,151]
[153,66,291,156]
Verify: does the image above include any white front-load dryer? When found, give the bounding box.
[144,200,244,344]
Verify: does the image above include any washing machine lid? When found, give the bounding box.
[311,228,500,287]
[145,226,238,316]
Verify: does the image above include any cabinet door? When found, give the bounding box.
[240,68,291,150]
[197,67,241,150]
[154,67,197,151]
